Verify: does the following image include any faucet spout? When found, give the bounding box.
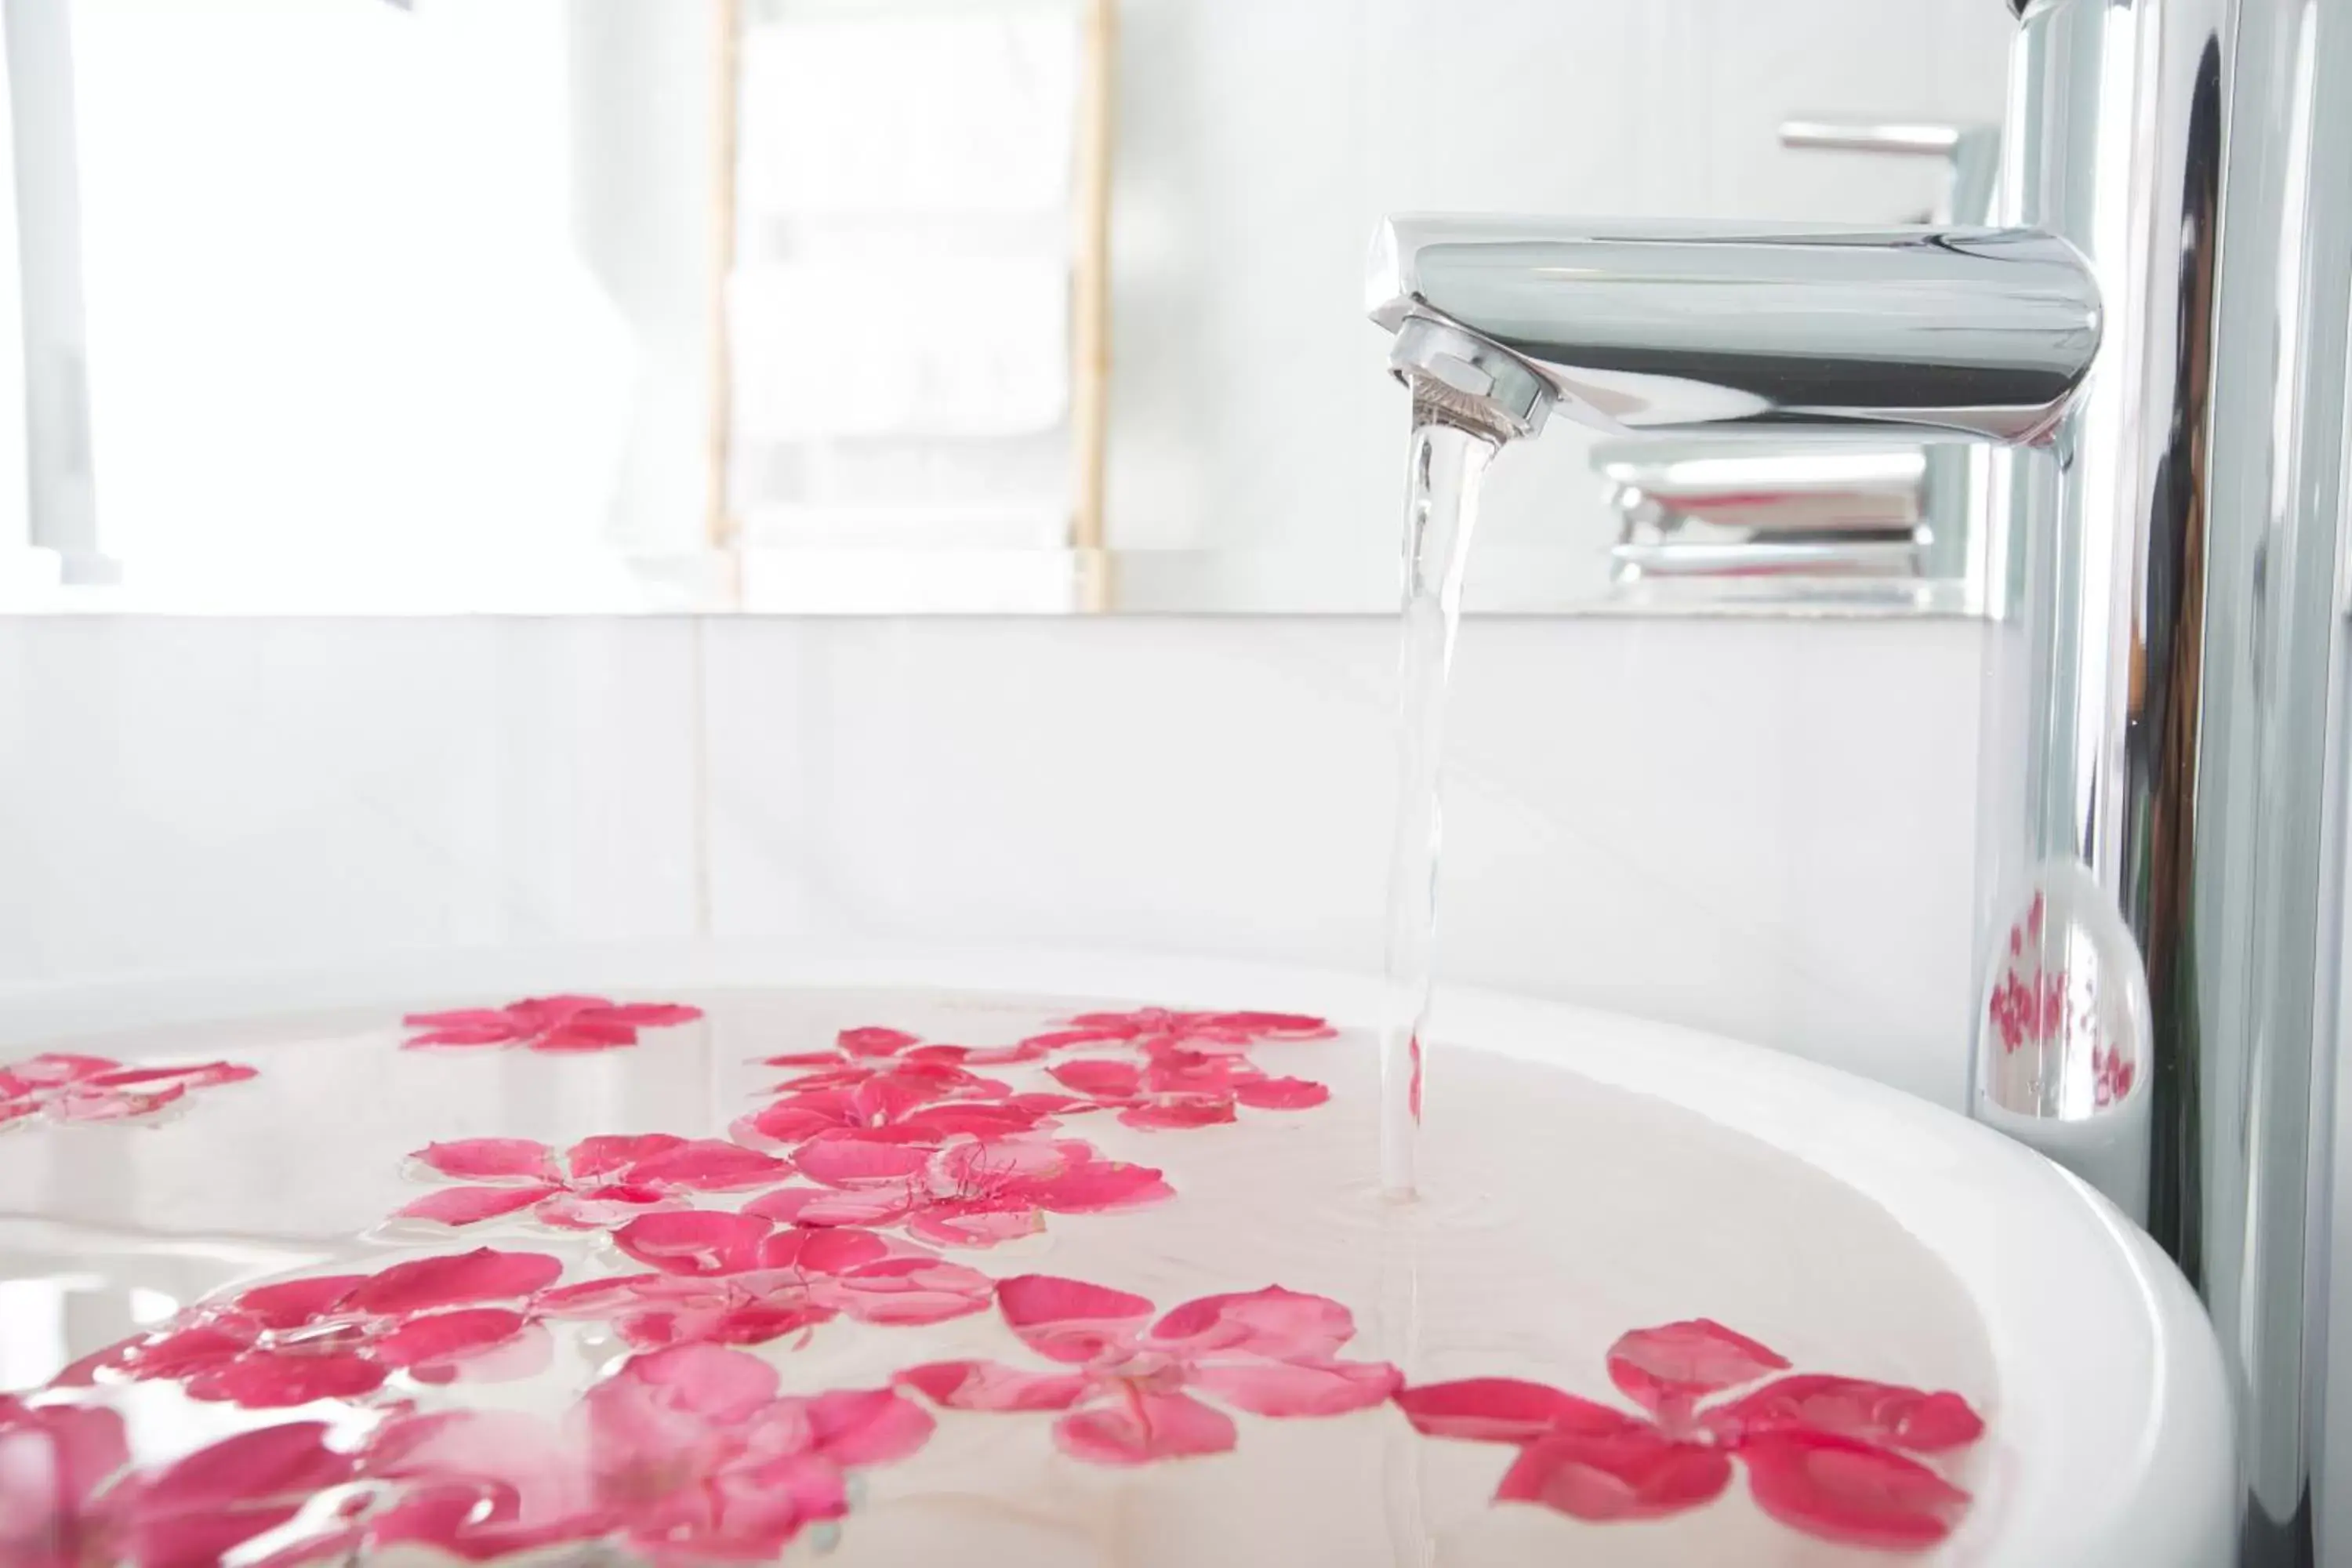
[1367,216,2100,444]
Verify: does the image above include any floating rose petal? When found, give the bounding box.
[1496,1425,1734,1523]
[1606,1319,1790,1425]
[730,1082,1044,1152]
[1397,1319,1985,1551]
[0,1053,257,1131]
[354,1346,934,1565]
[561,1212,989,1346]
[758,1025,1054,1096]
[898,1274,1397,1467]
[0,1398,129,1567]
[401,997,702,1054]
[0,1410,358,1568]
[1740,1430,1973,1551]
[394,1135,788,1233]
[1044,1050,1327,1133]
[1708,1374,1988,1454]
[750,1134,1171,1249]
[107,1421,358,1568]
[1019,1007,1336,1058]
[83,1249,562,1410]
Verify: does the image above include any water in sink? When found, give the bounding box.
[1,984,1995,1564]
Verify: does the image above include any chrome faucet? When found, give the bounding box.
[1592,119,2005,592]
[1367,0,2351,1559]
[1367,217,2099,443]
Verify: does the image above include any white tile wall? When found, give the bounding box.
[0,615,1986,1105]
[0,619,702,982]
[702,615,1984,1106]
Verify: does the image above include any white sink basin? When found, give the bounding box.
[0,942,2233,1566]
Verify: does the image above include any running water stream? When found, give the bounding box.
[1377,387,1508,1201]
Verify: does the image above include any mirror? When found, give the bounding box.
[0,0,2014,613]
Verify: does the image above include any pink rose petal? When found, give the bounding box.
[1738,1429,1971,1551]
[995,1275,1154,1364]
[822,1257,994,1326]
[413,1138,561,1182]
[760,1048,845,1068]
[897,1102,1049,1140]
[1149,1285,1353,1359]
[1206,1010,1335,1041]
[745,1186,914,1229]
[1191,1356,1401,1417]
[535,1275,672,1319]
[1120,1098,1237,1131]
[838,1027,921,1058]
[1232,1076,1330,1111]
[705,1453,847,1547]
[532,1022,641,1052]
[184,1348,385,1408]
[87,1062,257,1093]
[394,1184,559,1228]
[595,1003,704,1029]
[1055,1390,1237,1466]
[401,1007,518,1031]
[133,1418,351,1513]
[1496,1427,1733,1522]
[112,1324,254,1381]
[806,1387,936,1466]
[789,1137,932,1188]
[614,1211,767,1276]
[340,1249,563,1316]
[1004,1091,1104,1120]
[401,1025,519,1049]
[533,1185,679,1232]
[0,1399,127,1556]
[371,1307,531,1371]
[13,1054,120,1087]
[1047,1059,1142,1099]
[237,1276,370,1329]
[365,1410,604,1559]
[537,1275,834,1351]
[1606,1319,1790,1419]
[49,1081,186,1122]
[953,1040,1055,1066]
[564,1133,686,1179]
[420,1320,554,1386]
[1712,1374,1987,1454]
[757,1225,895,1277]
[1394,1377,1634,1444]
[117,1421,355,1566]
[895,1360,1091,1413]
[612,1342,782,1424]
[1027,1157,1174,1215]
[905,1204,1047,1249]
[622,1139,790,1192]
[731,1100,846,1149]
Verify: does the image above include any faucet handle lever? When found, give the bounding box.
[1778,118,2002,226]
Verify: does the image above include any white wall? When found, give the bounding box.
[0,614,1986,1109]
